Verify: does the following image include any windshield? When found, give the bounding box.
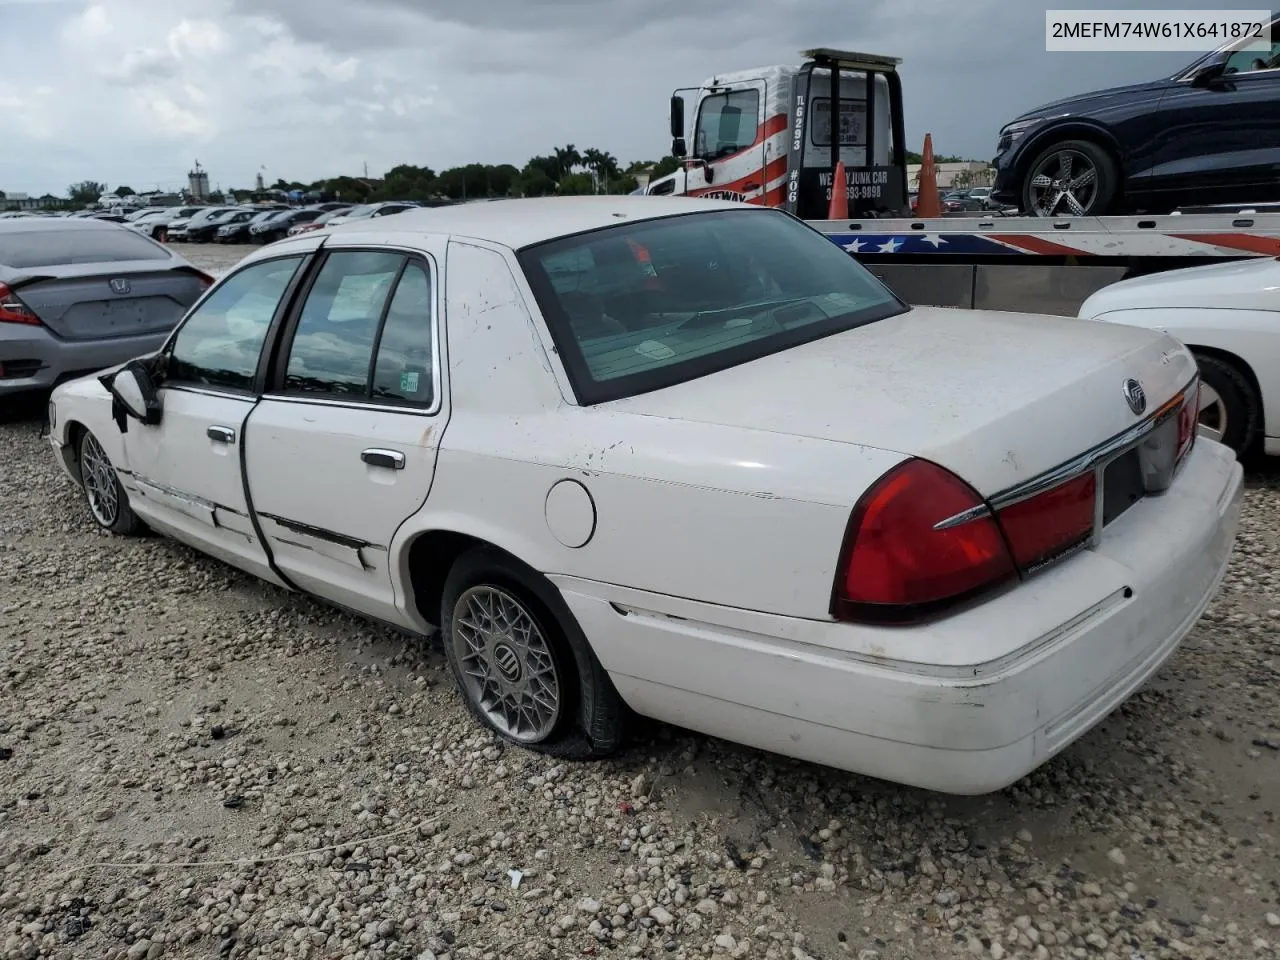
[517,208,906,405]
[344,204,379,219]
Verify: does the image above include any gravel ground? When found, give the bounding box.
[1,243,1279,960]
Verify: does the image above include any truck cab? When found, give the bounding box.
[669,48,910,219]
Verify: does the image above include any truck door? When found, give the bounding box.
[686,78,776,205]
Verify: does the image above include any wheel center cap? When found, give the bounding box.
[492,642,523,684]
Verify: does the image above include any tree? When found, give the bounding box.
[68,180,107,205]
[648,155,682,180]
[114,185,135,197]
[553,145,582,181]
[516,164,556,197]
[557,173,596,196]
[374,164,438,203]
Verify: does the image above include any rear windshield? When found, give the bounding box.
[517,208,906,404]
[0,228,171,269]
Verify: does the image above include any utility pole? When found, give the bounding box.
[364,161,369,179]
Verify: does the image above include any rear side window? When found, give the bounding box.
[0,228,170,269]
[279,251,435,407]
[282,251,404,397]
[371,263,434,405]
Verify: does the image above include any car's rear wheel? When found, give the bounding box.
[440,547,624,758]
[1022,139,1118,217]
[1193,353,1260,456]
[78,430,144,535]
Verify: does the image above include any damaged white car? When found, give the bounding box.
[47,197,1242,794]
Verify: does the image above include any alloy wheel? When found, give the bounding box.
[81,433,120,528]
[450,585,562,743]
[1028,149,1099,217]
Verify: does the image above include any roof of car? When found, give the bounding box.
[0,217,128,234]
[322,195,752,250]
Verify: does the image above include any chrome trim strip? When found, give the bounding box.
[259,394,441,417]
[934,374,1197,531]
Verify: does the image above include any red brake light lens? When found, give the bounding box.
[834,460,1017,622]
[995,473,1096,571]
[0,283,40,325]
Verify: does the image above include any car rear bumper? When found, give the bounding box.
[0,324,168,396]
[554,439,1243,794]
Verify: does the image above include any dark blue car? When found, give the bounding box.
[992,14,1280,216]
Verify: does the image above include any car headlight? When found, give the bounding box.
[998,117,1044,148]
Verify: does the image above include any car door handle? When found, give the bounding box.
[207,425,236,443]
[361,448,406,470]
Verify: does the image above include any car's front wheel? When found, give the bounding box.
[440,546,624,758]
[77,429,145,536]
[1022,139,1118,217]
[1194,353,1261,457]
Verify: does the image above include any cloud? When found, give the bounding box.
[2,0,1244,198]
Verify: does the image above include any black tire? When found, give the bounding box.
[440,546,624,759]
[1194,353,1261,457]
[1021,138,1119,217]
[77,429,145,536]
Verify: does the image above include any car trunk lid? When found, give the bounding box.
[602,305,1198,497]
[11,262,207,341]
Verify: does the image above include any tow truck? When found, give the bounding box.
[666,48,1280,316]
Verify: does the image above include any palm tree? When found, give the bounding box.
[553,145,582,181]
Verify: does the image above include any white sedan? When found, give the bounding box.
[46,197,1242,795]
[1079,257,1280,457]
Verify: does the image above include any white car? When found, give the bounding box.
[46,197,1242,795]
[1079,258,1280,458]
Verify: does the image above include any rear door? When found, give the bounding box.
[118,251,315,582]
[244,237,445,625]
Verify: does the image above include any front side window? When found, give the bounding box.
[694,89,760,160]
[518,209,905,405]
[166,256,305,391]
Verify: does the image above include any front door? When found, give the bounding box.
[1143,27,1280,205]
[119,253,311,583]
[244,243,445,627]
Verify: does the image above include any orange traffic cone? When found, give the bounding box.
[828,160,848,220]
[914,133,941,219]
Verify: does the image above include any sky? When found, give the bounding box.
[0,0,1247,197]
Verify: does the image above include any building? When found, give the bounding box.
[907,161,994,190]
[187,161,210,200]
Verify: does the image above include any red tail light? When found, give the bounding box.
[834,459,1101,624]
[833,460,1017,622]
[194,270,215,288]
[0,283,40,325]
[996,473,1096,571]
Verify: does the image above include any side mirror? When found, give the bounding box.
[672,137,687,159]
[100,359,162,427]
[1190,62,1226,87]
[669,95,685,138]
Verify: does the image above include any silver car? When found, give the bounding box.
[0,219,212,396]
